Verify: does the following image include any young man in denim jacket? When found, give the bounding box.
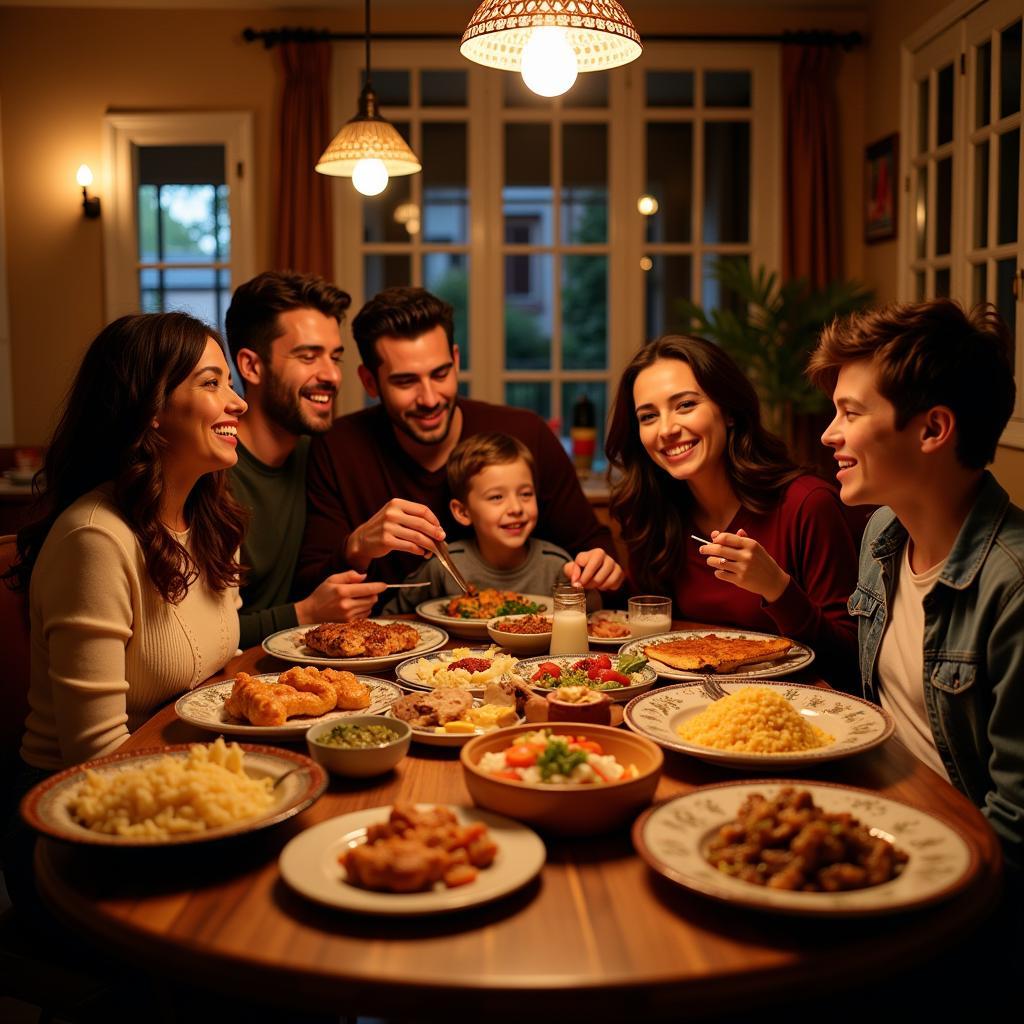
[808,300,1024,877]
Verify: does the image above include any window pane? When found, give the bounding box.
[935,157,952,256]
[916,78,929,154]
[976,41,992,128]
[505,124,552,245]
[703,122,750,243]
[702,254,747,316]
[934,267,950,298]
[973,262,988,304]
[505,381,551,421]
[974,141,990,248]
[364,254,411,297]
[914,270,926,300]
[505,253,552,370]
[937,64,954,146]
[996,258,1018,338]
[562,381,608,466]
[915,166,928,258]
[644,255,692,340]
[705,70,751,107]
[563,72,609,108]
[998,128,1020,245]
[646,71,694,107]
[157,184,222,263]
[423,253,469,370]
[422,122,468,244]
[562,124,607,244]
[360,70,409,107]
[504,73,548,108]
[137,185,159,262]
[1001,20,1022,118]
[363,122,412,243]
[140,266,230,331]
[562,255,607,370]
[421,70,466,106]
[646,123,693,243]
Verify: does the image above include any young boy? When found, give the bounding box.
[808,299,1024,871]
[384,433,622,613]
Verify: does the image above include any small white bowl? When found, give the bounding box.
[305,715,411,778]
[486,613,553,656]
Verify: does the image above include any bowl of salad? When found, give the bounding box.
[517,653,657,702]
[460,723,663,836]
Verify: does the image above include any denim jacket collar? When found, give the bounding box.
[868,471,1009,590]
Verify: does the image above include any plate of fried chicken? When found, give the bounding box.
[175,668,405,740]
[261,618,448,672]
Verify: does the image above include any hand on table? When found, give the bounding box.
[563,548,625,590]
[345,499,446,571]
[295,571,389,625]
[699,528,790,603]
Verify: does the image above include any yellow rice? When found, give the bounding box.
[677,687,833,753]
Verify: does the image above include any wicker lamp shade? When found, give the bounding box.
[460,0,642,72]
[315,87,421,178]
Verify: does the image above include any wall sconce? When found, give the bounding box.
[77,165,101,219]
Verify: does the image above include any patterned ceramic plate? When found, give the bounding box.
[394,646,519,697]
[619,628,815,681]
[623,681,893,769]
[632,780,977,917]
[386,700,524,748]
[279,804,545,915]
[586,611,635,647]
[416,594,551,640]
[21,743,326,847]
[175,674,404,741]
[516,654,659,703]
[262,619,447,672]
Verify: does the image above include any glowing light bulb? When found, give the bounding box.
[352,158,389,196]
[520,27,578,98]
[76,164,93,188]
[637,194,659,216]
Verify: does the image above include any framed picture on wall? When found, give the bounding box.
[864,134,898,244]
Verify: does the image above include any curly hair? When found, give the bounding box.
[4,312,246,602]
[606,335,804,593]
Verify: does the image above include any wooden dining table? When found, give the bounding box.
[33,629,1003,1021]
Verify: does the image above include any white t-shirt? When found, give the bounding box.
[877,540,949,781]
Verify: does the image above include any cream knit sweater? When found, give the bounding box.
[22,487,240,770]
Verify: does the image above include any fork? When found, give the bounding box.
[433,539,472,594]
[699,672,729,701]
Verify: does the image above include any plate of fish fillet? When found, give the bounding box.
[175,669,405,740]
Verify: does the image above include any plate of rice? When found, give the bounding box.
[394,646,519,696]
[20,738,327,846]
[623,681,894,769]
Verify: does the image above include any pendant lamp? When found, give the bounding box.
[315,0,421,195]
[460,1,642,98]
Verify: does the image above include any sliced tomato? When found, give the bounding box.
[532,662,562,681]
[504,746,540,767]
[597,669,631,686]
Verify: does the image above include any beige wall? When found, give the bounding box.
[0,3,866,445]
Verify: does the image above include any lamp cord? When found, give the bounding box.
[364,0,372,86]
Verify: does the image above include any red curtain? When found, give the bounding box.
[273,40,334,278]
[782,45,843,288]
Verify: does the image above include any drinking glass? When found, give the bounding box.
[628,595,672,638]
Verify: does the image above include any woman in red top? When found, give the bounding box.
[606,335,858,689]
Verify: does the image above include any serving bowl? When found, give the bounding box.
[460,722,663,836]
[485,613,553,656]
[306,715,411,778]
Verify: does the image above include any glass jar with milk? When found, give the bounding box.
[628,595,672,638]
[549,585,589,655]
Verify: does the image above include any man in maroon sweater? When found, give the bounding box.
[295,287,618,590]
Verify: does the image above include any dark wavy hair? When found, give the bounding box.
[351,286,455,374]
[4,312,246,602]
[606,335,804,592]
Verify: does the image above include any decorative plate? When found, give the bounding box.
[416,594,551,640]
[262,619,447,672]
[21,744,326,847]
[174,674,404,740]
[278,804,545,915]
[387,701,524,748]
[632,780,977,917]
[394,646,519,697]
[619,628,815,681]
[586,611,635,646]
[623,681,893,769]
[515,653,659,703]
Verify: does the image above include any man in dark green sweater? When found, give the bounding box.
[226,272,386,648]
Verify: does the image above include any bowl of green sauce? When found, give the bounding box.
[306,715,411,777]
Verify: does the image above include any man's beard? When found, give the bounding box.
[261,372,334,436]
[390,400,456,447]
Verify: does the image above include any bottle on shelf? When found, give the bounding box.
[570,392,596,476]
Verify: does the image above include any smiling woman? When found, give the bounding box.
[4,312,248,771]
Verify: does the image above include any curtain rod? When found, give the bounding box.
[242,27,863,50]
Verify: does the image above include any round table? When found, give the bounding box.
[34,639,1002,1020]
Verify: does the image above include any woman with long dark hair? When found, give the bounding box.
[7,311,248,769]
[606,335,857,683]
